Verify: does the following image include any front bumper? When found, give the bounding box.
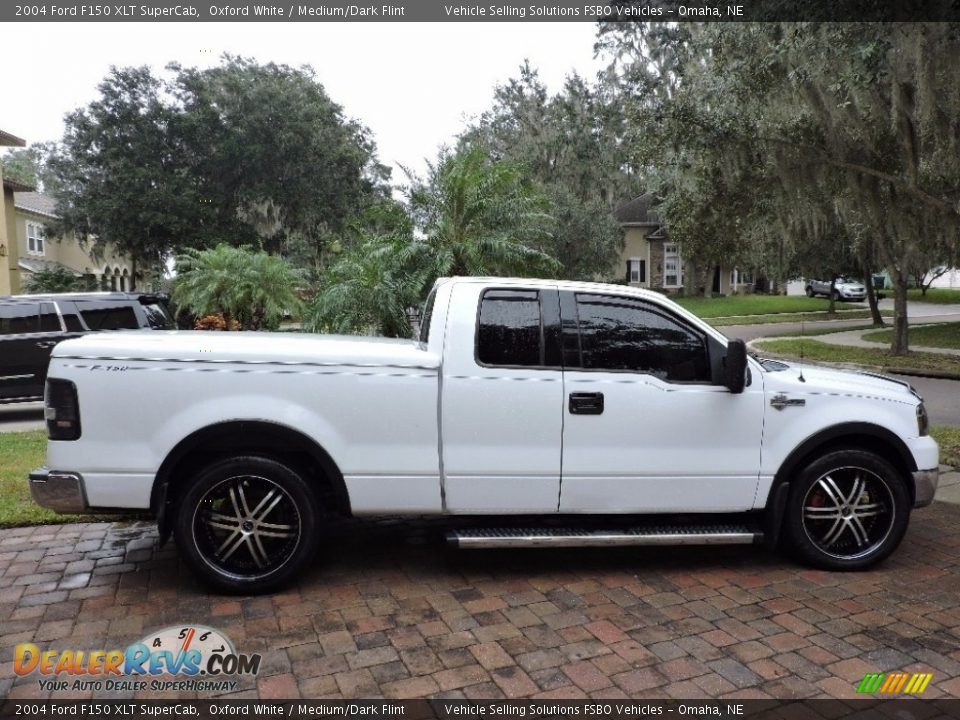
[29,468,89,513]
[913,467,939,508]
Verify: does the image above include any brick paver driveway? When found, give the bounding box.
[2,503,960,702]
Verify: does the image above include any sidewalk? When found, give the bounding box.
[787,327,960,357]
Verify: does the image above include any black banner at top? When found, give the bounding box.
[4,0,960,22]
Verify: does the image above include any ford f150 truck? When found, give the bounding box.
[30,277,939,592]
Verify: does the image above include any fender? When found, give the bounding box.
[768,421,918,505]
[151,420,350,543]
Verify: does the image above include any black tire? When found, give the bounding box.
[831,289,840,301]
[783,449,910,570]
[805,286,815,298]
[174,456,320,593]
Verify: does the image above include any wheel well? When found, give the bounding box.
[772,425,917,504]
[152,421,351,526]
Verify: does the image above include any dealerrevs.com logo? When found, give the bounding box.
[14,625,261,693]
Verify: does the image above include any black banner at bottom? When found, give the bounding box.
[1,699,958,720]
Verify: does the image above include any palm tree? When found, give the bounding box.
[308,145,558,338]
[411,144,559,278]
[173,244,303,330]
[305,234,428,338]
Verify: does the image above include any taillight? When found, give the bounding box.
[45,379,81,440]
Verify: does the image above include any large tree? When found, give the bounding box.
[599,22,960,353]
[46,66,197,283]
[464,64,639,280]
[46,57,390,283]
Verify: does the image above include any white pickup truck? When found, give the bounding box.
[30,277,939,592]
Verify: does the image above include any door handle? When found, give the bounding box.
[35,341,58,349]
[569,392,604,415]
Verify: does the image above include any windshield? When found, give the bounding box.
[141,302,175,329]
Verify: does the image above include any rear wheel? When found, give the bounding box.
[784,449,910,569]
[174,456,320,593]
[805,286,815,298]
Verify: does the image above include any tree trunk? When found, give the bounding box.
[827,276,837,314]
[890,273,910,355]
[863,267,884,326]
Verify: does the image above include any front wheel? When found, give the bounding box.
[174,456,321,593]
[783,450,910,570]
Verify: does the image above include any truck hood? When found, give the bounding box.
[758,359,919,405]
[51,330,439,370]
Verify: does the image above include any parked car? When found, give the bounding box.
[805,277,867,301]
[29,277,938,592]
[0,292,173,404]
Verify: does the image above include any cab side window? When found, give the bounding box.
[574,293,710,382]
[77,303,140,331]
[477,289,543,367]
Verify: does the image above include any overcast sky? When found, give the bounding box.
[2,22,605,182]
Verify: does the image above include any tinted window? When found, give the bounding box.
[78,303,139,331]
[0,303,39,335]
[62,312,84,332]
[141,302,174,329]
[477,289,543,367]
[575,294,710,382]
[39,303,61,332]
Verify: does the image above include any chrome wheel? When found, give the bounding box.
[801,465,895,560]
[191,474,302,580]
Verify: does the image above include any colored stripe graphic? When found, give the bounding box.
[858,672,932,694]
[857,674,885,693]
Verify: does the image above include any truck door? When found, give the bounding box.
[559,290,765,513]
[441,283,563,513]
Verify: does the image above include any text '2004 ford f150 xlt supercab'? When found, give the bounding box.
[30,277,939,592]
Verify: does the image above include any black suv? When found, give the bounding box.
[0,292,174,404]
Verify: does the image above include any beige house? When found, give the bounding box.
[0,128,28,295]
[14,192,135,292]
[614,193,751,296]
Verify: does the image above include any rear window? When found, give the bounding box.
[476,289,543,367]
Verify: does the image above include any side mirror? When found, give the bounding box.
[724,339,748,394]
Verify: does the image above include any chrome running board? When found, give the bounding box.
[447,524,762,549]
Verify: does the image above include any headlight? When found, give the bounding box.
[917,402,929,437]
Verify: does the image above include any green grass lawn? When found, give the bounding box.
[674,295,846,318]
[908,288,960,304]
[753,338,960,375]
[709,310,890,327]
[862,322,960,350]
[0,430,134,528]
[931,427,960,468]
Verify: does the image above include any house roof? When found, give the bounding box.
[3,178,35,193]
[0,129,26,147]
[18,257,82,276]
[14,191,58,219]
[614,193,661,227]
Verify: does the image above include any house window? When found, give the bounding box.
[627,259,646,284]
[664,244,681,287]
[27,223,45,256]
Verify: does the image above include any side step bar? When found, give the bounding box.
[448,524,762,550]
